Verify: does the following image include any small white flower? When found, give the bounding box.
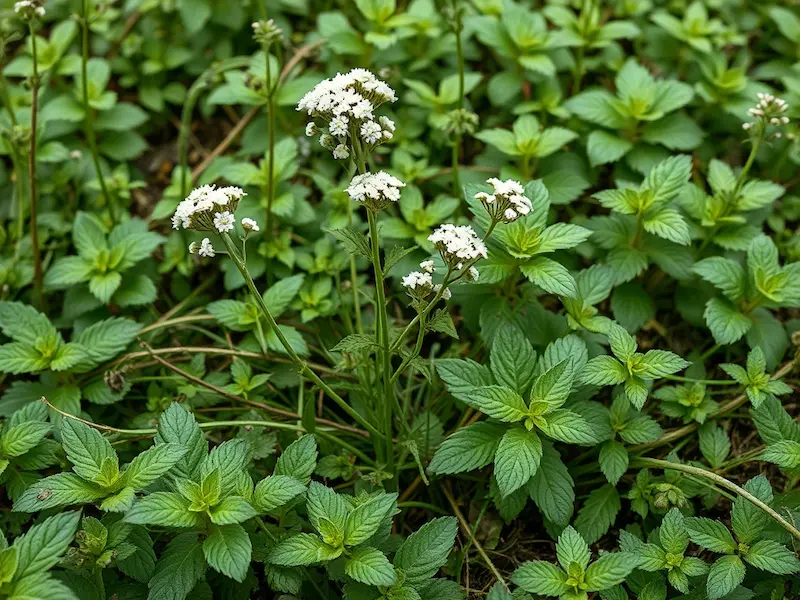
[477,178,532,223]
[213,211,235,233]
[345,171,405,211]
[172,185,245,231]
[241,218,260,232]
[330,115,349,138]
[468,266,479,281]
[198,238,215,257]
[360,120,383,144]
[70,150,82,160]
[333,144,350,159]
[379,115,395,133]
[429,224,488,265]
[420,260,435,274]
[402,271,432,290]
[305,122,317,137]
[504,208,518,221]
[742,123,751,130]
[188,241,198,254]
[433,284,452,301]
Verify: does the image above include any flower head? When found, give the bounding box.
[14,0,44,20]
[297,69,397,157]
[172,185,245,232]
[743,93,790,135]
[476,178,532,223]
[252,19,282,46]
[198,238,215,257]
[241,218,260,232]
[428,224,487,267]
[402,271,435,301]
[345,171,405,212]
[420,260,435,274]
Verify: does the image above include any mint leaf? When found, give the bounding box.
[494,427,542,497]
[345,547,396,587]
[202,523,251,582]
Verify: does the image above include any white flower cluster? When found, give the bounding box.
[189,238,216,258]
[401,260,453,301]
[345,171,405,212]
[475,178,532,223]
[428,224,487,267]
[298,69,397,159]
[743,93,790,135]
[14,0,45,18]
[402,271,432,290]
[172,185,246,232]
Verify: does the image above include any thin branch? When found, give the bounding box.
[442,482,508,591]
[632,457,800,541]
[138,341,368,438]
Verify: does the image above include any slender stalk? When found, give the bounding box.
[450,0,464,197]
[367,210,394,481]
[80,0,113,221]
[632,457,800,541]
[219,232,383,439]
[265,49,276,245]
[27,25,42,310]
[663,374,737,386]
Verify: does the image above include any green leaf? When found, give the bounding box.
[306,481,348,536]
[556,526,590,571]
[704,298,752,345]
[520,256,578,298]
[643,209,690,245]
[124,492,203,528]
[344,493,397,547]
[44,256,94,287]
[264,274,305,318]
[454,386,527,422]
[538,409,597,444]
[511,560,569,595]
[585,552,640,591]
[436,359,493,394]
[428,422,505,475]
[346,547,397,587]
[490,324,536,393]
[0,421,50,458]
[638,350,688,378]
[120,443,187,489]
[574,484,620,544]
[72,212,107,257]
[743,539,800,574]
[706,555,745,600]
[581,355,627,386]
[155,403,207,480]
[61,419,118,486]
[684,517,735,553]
[12,473,104,512]
[761,440,800,469]
[208,497,257,525]
[530,359,574,410]
[147,533,206,600]
[586,130,633,166]
[326,227,371,259]
[202,523,251,582]
[252,475,306,512]
[527,442,574,525]
[274,434,318,483]
[698,424,730,469]
[270,533,341,566]
[12,511,81,579]
[731,475,772,544]
[394,517,458,588]
[494,428,542,497]
[694,258,746,302]
[599,440,628,485]
[73,318,141,364]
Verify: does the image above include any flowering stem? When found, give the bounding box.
[80,0,113,222]
[219,232,383,440]
[265,45,277,253]
[27,24,42,311]
[367,210,395,481]
[732,130,763,199]
[631,457,800,541]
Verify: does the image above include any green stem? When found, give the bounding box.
[367,210,394,482]
[265,45,277,250]
[631,457,800,541]
[663,374,737,386]
[451,0,464,197]
[220,232,383,440]
[27,25,42,311]
[94,568,105,600]
[80,0,113,222]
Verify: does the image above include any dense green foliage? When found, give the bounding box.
[0,0,799,599]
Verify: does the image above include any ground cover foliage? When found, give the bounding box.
[0,0,799,598]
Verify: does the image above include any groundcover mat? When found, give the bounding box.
[0,0,799,599]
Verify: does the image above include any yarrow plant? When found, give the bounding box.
[344,171,405,212]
